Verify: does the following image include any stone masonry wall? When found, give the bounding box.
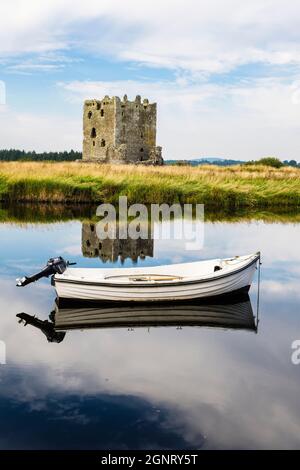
[83,96,115,162]
[82,95,163,164]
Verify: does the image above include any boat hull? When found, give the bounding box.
[54,256,258,303]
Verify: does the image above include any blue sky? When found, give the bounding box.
[1,0,300,160]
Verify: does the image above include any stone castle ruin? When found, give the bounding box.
[83,95,163,164]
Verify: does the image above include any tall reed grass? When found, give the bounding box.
[0,161,299,208]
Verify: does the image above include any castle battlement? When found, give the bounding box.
[82,95,163,165]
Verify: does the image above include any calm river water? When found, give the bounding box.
[0,205,299,449]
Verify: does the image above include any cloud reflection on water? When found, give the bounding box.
[0,218,299,449]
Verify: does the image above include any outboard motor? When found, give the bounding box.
[16,256,76,287]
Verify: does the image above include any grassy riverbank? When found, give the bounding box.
[0,161,300,208]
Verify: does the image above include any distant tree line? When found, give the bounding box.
[193,159,244,167]
[1,150,299,168]
[169,157,300,168]
[0,149,82,161]
[167,159,244,167]
[283,159,299,168]
[246,157,300,168]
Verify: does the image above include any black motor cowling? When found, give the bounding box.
[16,256,76,287]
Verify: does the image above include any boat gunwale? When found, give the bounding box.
[54,254,260,288]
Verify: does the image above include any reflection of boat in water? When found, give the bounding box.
[16,313,66,343]
[54,295,257,332]
[16,295,258,342]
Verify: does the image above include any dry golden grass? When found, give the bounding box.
[0,161,300,207]
[1,161,299,178]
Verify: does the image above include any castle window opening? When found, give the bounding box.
[100,109,104,117]
[91,128,96,138]
[88,111,92,119]
[141,132,143,138]
[101,139,106,147]
[93,141,95,146]
[140,148,144,152]
[96,103,100,110]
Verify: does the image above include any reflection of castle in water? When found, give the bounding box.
[82,222,153,263]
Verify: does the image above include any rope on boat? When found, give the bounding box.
[222,253,259,266]
[222,252,261,331]
[256,253,262,331]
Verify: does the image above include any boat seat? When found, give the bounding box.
[104,274,183,282]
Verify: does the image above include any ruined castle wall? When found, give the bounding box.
[82,95,162,164]
[114,96,156,162]
[83,97,116,161]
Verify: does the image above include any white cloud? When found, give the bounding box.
[8,63,65,74]
[5,53,83,74]
[0,107,81,152]
[59,78,300,159]
[0,80,5,105]
[1,1,300,158]
[1,1,300,74]
[2,75,300,159]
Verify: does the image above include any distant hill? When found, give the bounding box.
[165,157,245,166]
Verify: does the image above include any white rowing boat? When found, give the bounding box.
[17,252,260,302]
[54,252,260,302]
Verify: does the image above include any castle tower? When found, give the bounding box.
[83,95,163,164]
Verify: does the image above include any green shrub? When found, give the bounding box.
[246,157,284,168]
